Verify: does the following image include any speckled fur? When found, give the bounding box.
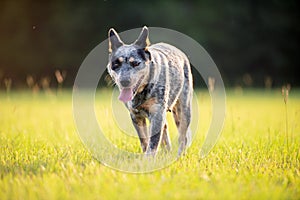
[107,27,193,156]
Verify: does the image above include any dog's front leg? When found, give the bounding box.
[146,104,166,155]
[130,113,148,153]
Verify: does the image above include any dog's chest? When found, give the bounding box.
[127,84,156,116]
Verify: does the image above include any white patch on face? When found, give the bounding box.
[118,57,124,63]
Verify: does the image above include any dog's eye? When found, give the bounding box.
[131,61,140,67]
[112,61,121,70]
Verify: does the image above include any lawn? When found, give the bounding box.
[0,89,299,199]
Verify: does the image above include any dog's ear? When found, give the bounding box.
[134,26,150,49]
[108,28,124,53]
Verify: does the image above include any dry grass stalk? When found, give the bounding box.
[4,78,12,94]
[264,76,273,89]
[281,84,291,150]
[26,75,34,89]
[40,76,52,94]
[55,70,67,93]
[208,77,215,92]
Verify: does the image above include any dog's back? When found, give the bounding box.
[148,43,193,111]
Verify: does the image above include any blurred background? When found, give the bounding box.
[0,0,299,89]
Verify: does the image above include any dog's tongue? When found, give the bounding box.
[119,88,133,103]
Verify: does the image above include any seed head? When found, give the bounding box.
[282,84,291,104]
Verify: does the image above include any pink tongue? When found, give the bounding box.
[118,88,133,103]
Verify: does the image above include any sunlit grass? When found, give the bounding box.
[0,89,299,199]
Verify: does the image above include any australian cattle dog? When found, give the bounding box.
[107,26,193,156]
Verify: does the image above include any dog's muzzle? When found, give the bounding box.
[120,79,131,87]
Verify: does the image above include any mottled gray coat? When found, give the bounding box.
[107,26,193,156]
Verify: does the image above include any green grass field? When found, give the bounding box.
[0,89,299,199]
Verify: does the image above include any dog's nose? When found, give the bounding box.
[120,79,131,87]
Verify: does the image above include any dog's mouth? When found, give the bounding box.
[118,75,145,103]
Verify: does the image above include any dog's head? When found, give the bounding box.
[107,26,151,103]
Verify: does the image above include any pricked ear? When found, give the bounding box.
[134,26,150,49]
[108,28,124,53]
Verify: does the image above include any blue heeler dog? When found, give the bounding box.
[107,26,193,156]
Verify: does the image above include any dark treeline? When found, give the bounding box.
[0,0,299,88]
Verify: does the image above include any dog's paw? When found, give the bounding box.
[145,148,157,158]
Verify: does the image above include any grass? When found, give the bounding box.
[0,89,299,199]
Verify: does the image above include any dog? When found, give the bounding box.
[107,26,193,156]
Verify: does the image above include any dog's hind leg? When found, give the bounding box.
[175,96,192,156]
[173,101,188,155]
[161,122,171,151]
[130,114,148,153]
[174,64,193,156]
